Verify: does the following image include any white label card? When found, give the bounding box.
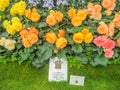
[70,75,85,86]
[48,57,68,82]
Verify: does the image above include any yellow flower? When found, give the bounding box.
[77,10,87,20]
[84,32,93,44]
[6,25,16,35]
[3,20,10,27]
[4,39,16,50]
[12,22,22,32]
[105,10,112,16]
[73,32,84,44]
[68,8,76,18]
[50,10,55,15]
[81,28,89,35]
[0,0,9,11]
[71,16,83,26]
[11,17,20,23]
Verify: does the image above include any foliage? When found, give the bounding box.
[1,0,120,68]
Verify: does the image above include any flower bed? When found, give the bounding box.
[0,0,120,68]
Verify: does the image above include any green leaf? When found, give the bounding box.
[72,44,83,54]
[90,55,108,67]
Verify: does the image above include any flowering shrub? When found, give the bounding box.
[1,0,120,68]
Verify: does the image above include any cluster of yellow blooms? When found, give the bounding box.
[10,1,26,16]
[0,0,9,11]
[73,28,93,44]
[3,17,22,35]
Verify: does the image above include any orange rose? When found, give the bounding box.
[97,22,108,34]
[46,15,57,26]
[45,32,57,44]
[29,28,39,35]
[28,33,38,44]
[117,38,120,47]
[81,28,89,35]
[113,13,120,28]
[20,29,29,38]
[71,16,83,26]
[73,32,84,44]
[25,9,31,19]
[93,12,102,20]
[94,5,102,13]
[77,10,87,20]
[58,29,65,38]
[55,37,67,49]
[68,8,76,18]
[102,0,116,10]
[55,11,63,22]
[22,38,31,48]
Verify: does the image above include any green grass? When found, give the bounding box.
[0,63,120,90]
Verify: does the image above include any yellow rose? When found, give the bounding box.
[11,17,20,23]
[84,32,93,44]
[73,32,84,44]
[12,22,22,32]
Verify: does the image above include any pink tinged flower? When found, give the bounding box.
[93,35,108,48]
[102,39,115,49]
[104,49,114,58]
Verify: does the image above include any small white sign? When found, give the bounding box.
[48,57,68,82]
[70,75,85,86]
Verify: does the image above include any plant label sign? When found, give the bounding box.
[48,57,68,82]
[70,75,85,86]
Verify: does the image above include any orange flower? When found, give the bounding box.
[29,28,39,35]
[55,37,67,49]
[97,22,108,34]
[94,5,102,13]
[102,0,116,10]
[55,11,63,22]
[50,10,55,15]
[46,15,57,26]
[87,3,94,8]
[22,38,31,48]
[77,10,87,20]
[117,38,120,47]
[105,10,112,16]
[93,12,102,20]
[25,9,31,19]
[54,49,58,54]
[58,29,65,38]
[113,13,120,28]
[81,28,89,35]
[71,16,83,26]
[84,33,93,44]
[45,32,57,44]
[68,8,76,18]
[73,32,84,44]
[28,33,38,44]
[20,29,29,38]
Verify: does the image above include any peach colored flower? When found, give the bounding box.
[92,12,102,20]
[22,38,31,48]
[73,32,84,44]
[94,5,102,13]
[113,13,120,28]
[105,10,112,16]
[29,28,39,35]
[28,33,38,44]
[104,49,114,58]
[55,37,67,49]
[117,38,120,47]
[93,35,108,48]
[58,29,65,38]
[97,22,108,34]
[77,10,87,20]
[71,16,83,26]
[102,0,116,10]
[20,29,29,38]
[102,39,115,49]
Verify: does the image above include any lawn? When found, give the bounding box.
[0,63,120,90]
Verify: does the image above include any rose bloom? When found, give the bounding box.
[58,29,65,38]
[73,32,84,44]
[97,22,108,34]
[116,38,120,47]
[71,16,83,26]
[4,39,16,50]
[55,37,67,49]
[84,33,93,44]
[81,28,89,35]
[93,35,108,48]
[105,10,112,16]
[55,11,63,22]
[104,49,114,58]
[22,38,31,48]
[0,37,6,46]
[45,32,57,44]
[46,15,57,26]
[102,39,115,50]
[77,10,87,20]
[68,8,76,19]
